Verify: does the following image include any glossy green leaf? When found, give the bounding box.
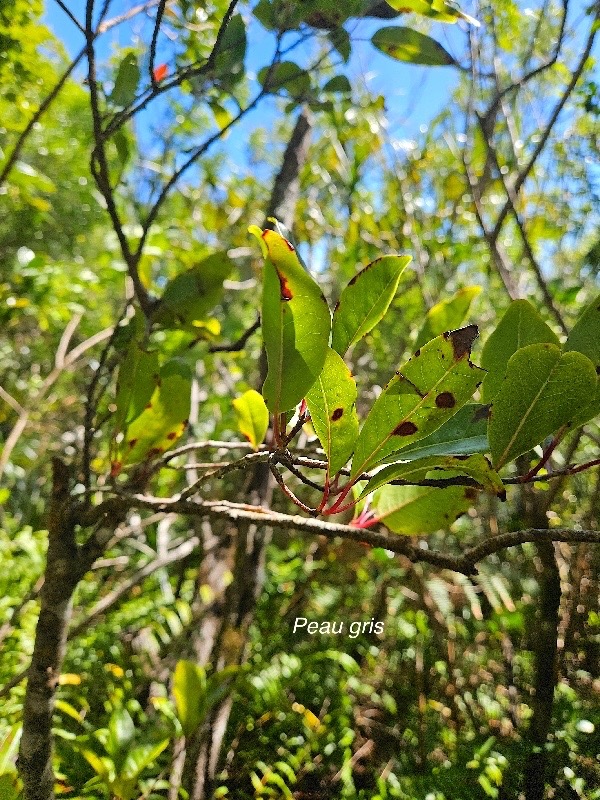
[110,52,140,107]
[253,227,331,414]
[258,62,311,99]
[383,404,489,462]
[371,482,473,535]
[564,293,600,424]
[233,389,269,450]
[385,0,479,25]
[332,255,411,356]
[323,75,352,94]
[350,326,485,479]
[481,299,559,403]
[415,286,481,348]
[152,252,233,332]
[173,660,207,738]
[305,348,359,476]
[112,358,191,473]
[372,27,456,67]
[360,454,504,500]
[489,343,597,468]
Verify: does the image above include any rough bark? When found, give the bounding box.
[179,108,312,800]
[18,459,79,800]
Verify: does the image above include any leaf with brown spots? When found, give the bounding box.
[332,254,411,356]
[359,454,505,500]
[415,286,481,348]
[305,348,358,476]
[380,404,489,463]
[250,227,331,413]
[349,327,485,479]
[112,358,192,473]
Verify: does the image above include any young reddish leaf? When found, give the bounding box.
[489,343,597,468]
[332,255,411,356]
[233,389,269,450]
[350,326,485,480]
[252,228,331,414]
[480,299,559,403]
[153,63,168,82]
[305,348,358,476]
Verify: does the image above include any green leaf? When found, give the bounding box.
[371,482,473,535]
[564,293,600,424]
[253,0,277,29]
[258,62,311,99]
[322,75,352,94]
[112,358,192,473]
[415,286,481,348]
[383,404,489,462]
[110,52,140,107]
[121,740,169,780]
[107,707,135,764]
[152,252,233,331]
[328,27,351,62]
[371,26,456,67]
[113,341,160,437]
[214,13,246,79]
[80,750,112,779]
[0,724,20,775]
[254,228,331,413]
[384,0,479,25]
[305,348,359,476]
[360,454,505,500]
[489,343,597,468]
[481,299,559,403]
[332,255,411,356]
[0,775,19,800]
[350,326,485,479]
[173,660,207,738]
[233,389,269,450]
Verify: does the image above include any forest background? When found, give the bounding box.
[1,1,600,799]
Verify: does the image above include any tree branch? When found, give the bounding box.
[489,15,598,244]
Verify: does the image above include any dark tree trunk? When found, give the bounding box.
[522,487,562,800]
[18,459,78,800]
